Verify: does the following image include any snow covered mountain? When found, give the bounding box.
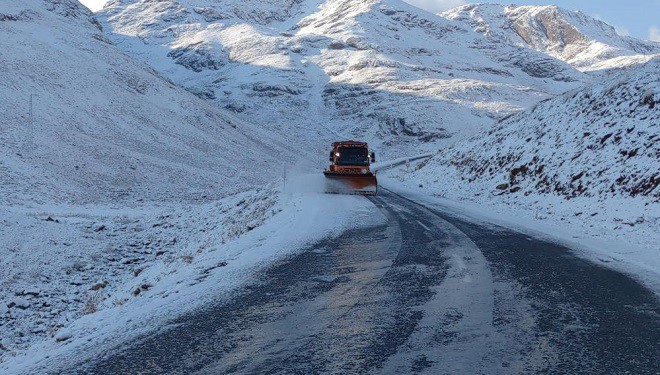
[399,57,659,246]
[442,4,660,71]
[97,0,589,156]
[0,0,293,205]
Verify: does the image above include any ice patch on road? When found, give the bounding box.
[379,200,504,374]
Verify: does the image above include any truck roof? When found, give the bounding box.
[331,141,368,148]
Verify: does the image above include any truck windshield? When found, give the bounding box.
[336,147,369,166]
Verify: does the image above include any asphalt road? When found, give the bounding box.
[80,190,659,374]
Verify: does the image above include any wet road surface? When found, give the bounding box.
[79,190,659,374]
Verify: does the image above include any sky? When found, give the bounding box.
[80,0,659,41]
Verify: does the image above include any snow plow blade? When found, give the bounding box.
[323,172,378,196]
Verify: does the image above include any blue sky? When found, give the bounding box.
[80,0,109,12]
[80,0,659,41]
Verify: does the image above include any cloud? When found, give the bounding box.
[650,26,660,42]
[403,0,468,14]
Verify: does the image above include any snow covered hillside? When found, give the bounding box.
[97,0,589,156]
[443,4,660,71]
[0,0,307,364]
[0,0,295,206]
[395,57,659,257]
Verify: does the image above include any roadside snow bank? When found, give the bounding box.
[1,186,383,373]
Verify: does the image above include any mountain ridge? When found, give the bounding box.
[97,0,608,157]
[442,4,660,71]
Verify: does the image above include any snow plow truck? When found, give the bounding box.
[324,141,377,195]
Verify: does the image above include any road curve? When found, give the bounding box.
[76,190,659,374]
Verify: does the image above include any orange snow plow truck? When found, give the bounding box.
[324,141,377,196]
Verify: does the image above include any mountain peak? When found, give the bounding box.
[443,3,660,70]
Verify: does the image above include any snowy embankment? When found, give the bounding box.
[383,58,659,291]
[1,177,384,373]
